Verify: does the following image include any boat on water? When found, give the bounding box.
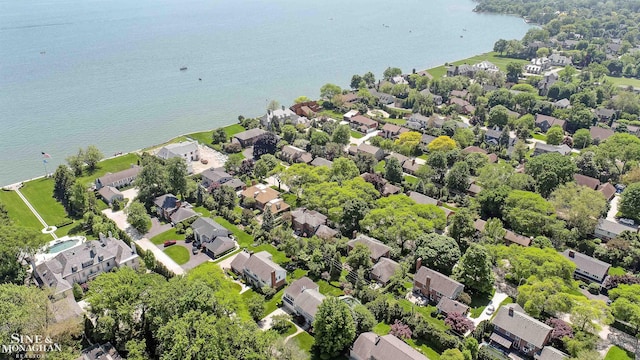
[180,67,188,71]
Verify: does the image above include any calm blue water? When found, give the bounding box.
[0,0,530,185]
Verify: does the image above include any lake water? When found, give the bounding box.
[0,0,530,185]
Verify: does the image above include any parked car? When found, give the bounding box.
[486,305,495,315]
[619,218,636,226]
[163,240,177,247]
[200,158,208,164]
[192,246,199,255]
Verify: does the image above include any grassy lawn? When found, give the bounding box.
[609,266,627,276]
[374,160,386,173]
[469,291,494,318]
[76,153,139,187]
[241,288,285,318]
[279,322,298,337]
[406,338,440,360]
[250,243,290,264]
[404,175,419,185]
[418,154,428,160]
[350,130,364,139]
[150,228,186,245]
[427,52,529,79]
[187,130,213,146]
[604,345,635,360]
[55,221,90,238]
[385,119,407,126]
[192,206,211,218]
[0,190,42,229]
[398,299,447,331]
[605,75,640,89]
[142,135,188,152]
[318,109,344,121]
[20,178,70,226]
[317,280,344,297]
[291,269,309,280]
[164,245,190,265]
[224,124,246,137]
[214,216,252,246]
[532,133,547,141]
[373,322,391,335]
[281,193,299,208]
[290,332,315,354]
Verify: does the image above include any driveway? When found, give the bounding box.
[607,195,621,221]
[471,291,509,326]
[176,241,211,271]
[216,251,241,270]
[350,130,380,146]
[265,175,289,192]
[243,147,254,160]
[258,308,288,330]
[144,218,173,239]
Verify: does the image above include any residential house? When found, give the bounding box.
[386,152,409,166]
[402,159,420,175]
[548,53,572,66]
[350,332,428,360]
[97,186,124,205]
[191,217,232,245]
[34,233,139,299]
[413,265,464,303]
[594,108,617,123]
[95,165,140,189]
[436,296,470,316]
[420,134,437,147]
[341,93,360,106]
[490,304,552,356]
[381,123,409,139]
[590,126,615,142]
[553,98,571,109]
[232,128,267,147]
[200,168,232,188]
[473,61,499,73]
[264,198,290,215]
[532,143,572,156]
[157,141,199,162]
[391,75,408,85]
[408,191,440,206]
[538,72,559,96]
[462,146,488,156]
[282,277,326,326]
[467,183,482,197]
[450,89,468,100]
[203,237,236,259]
[347,235,391,262]
[382,183,402,196]
[241,184,282,211]
[280,145,313,164]
[230,250,286,289]
[354,143,386,161]
[474,219,531,246]
[343,109,360,121]
[350,115,379,133]
[535,346,569,360]
[420,88,443,105]
[447,64,477,78]
[449,97,472,114]
[594,219,637,241]
[310,157,333,168]
[153,194,197,224]
[370,258,400,285]
[561,40,578,50]
[574,174,600,189]
[598,183,616,201]
[562,249,611,284]
[260,106,300,128]
[535,114,566,132]
[290,101,321,117]
[484,127,515,147]
[79,343,121,360]
[291,208,332,237]
[370,89,397,106]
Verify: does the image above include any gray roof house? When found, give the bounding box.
[291,208,331,237]
[413,265,464,304]
[371,258,400,285]
[535,114,566,132]
[347,235,391,262]
[408,191,440,206]
[97,186,124,205]
[436,296,469,316]
[230,251,287,289]
[562,249,611,284]
[532,143,572,156]
[594,219,637,241]
[157,141,199,162]
[34,234,139,299]
[232,128,267,147]
[204,237,236,259]
[491,304,552,356]
[282,277,326,326]
[79,342,121,360]
[191,217,232,244]
[260,107,299,128]
[535,346,569,360]
[355,143,385,161]
[154,194,196,223]
[95,165,140,189]
[350,332,428,360]
[310,157,333,168]
[200,168,233,188]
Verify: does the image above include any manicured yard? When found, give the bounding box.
[604,345,635,360]
[187,131,214,146]
[150,228,186,245]
[317,280,344,297]
[250,243,290,264]
[76,153,139,186]
[384,119,407,126]
[406,338,441,360]
[291,269,309,280]
[605,75,640,89]
[223,124,247,138]
[609,266,627,276]
[373,322,391,335]
[142,135,188,152]
[427,52,529,79]
[532,133,547,141]
[290,332,315,354]
[192,206,211,218]
[350,130,364,139]
[214,216,252,247]
[469,291,494,318]
[241,288,285,318]
[374,160,386,173]
[279,322,298,337]
[318,109,344,121]
[281,193,299,208]
[20,178,70,226]
[164,245,190,265]
[0,190,43,229]
[404,175,419,185]
[398,299,447,331]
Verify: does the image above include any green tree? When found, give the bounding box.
[331,157,360,184]
[427,151,448,184]
[488,105,510,128]
[449,207,476,249]
[332,124,351,145]
[525,153,577,197]
[384,157,403,184]
[166,157,188,198]
[493,39,508,55]
[66,148,85,176]
[452,244,494,294]
[84,145,104,171]
[546,125,564,145]
[441,348,466,360]
[482,218,506,244]
[570,298,613,332]
[446,161,470,193]
[415,233,461,275]
[550,183,607,237]
[135,159,169,205]
[383,67,402,80]
[310,130,330,146]
[354,152,378,174]
[573,128,592,149]
[346,243,373,272]
[352,305,376,335]
[620,183,640,221]
[125,340,148,360]
[126,201,151,233]
[506,62,523,82]
[211,128,227,144]
[341,198,370,235]
[53,165,76,204]
[313,297,356,359]
[68,181,87,217]
[477,185,511,219]
[0,225,48,284]
[0,284,51,344]
[363,72,376,87]
[453,127,476,148]
[503,190,559,237]
[320,83,342,101]
[262,207,274,232]
[281,124,297,144]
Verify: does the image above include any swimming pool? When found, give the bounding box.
[48,239,81,254]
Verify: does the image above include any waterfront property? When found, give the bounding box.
[94,165,140,189]
[157,141,200,162]
[232,128,268,148]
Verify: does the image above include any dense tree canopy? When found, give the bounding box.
[313,297,356,359]
[525,153,577,197]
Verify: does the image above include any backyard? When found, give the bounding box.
[427,52,529,79]
[604,346,635,360]
[0,190,42,229]
[76,153,139,187]
[20,178,70,226]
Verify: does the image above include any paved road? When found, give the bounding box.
[14,188,57,239]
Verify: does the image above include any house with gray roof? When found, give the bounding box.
[260,107,299,128]
[408,191,440,206]
[203,237,236,259]
[594,219,637,241]
[95,165,140,190]
[230,250,286,289]
[553,98,571,109]
[353,143,385,161]
[97,186,124,205]
[169,207,197,224]
[280,145,312,164]
[490,304,552,356]
[532,143,572,156]
[371,258,400,285]
[381,123,408,139]
[562,249,611,284]
[157,141,199,162]
[154,194,196,223]
[34,233,139,299]
[191,217,232,245]
[402,159,420,175]
[79,342,121,360]
[291,208,330,237]
[350,332,428,360]
[413,265,464,304]
[535,346,569,360]
[350,115,379,133]
[310,157,333,168]
[436,296,469,316]
[590,126,615,142]
[421,134,437,147]
[574,173,600,189]
[347,235,391,262]
[200,168,233,188]
[282,277,326,326]
[232,128,267,147]
[535,114,566,132]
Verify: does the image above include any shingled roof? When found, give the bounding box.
[347,235,391,261]
[562,249,611,281]
[351,332,428,360]
[492,304,552,349]
[414,266,464,299]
